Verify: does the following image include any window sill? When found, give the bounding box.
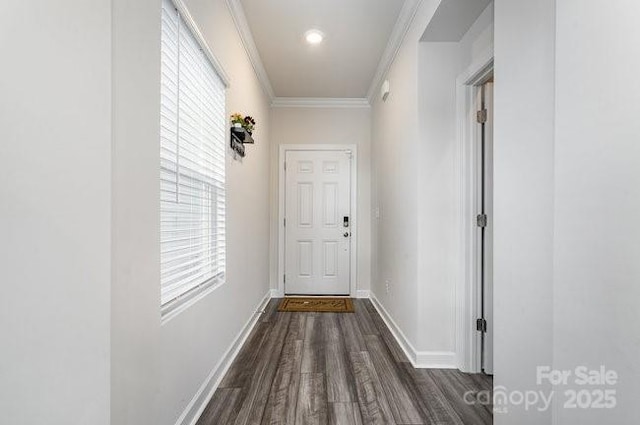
[160,274,225,325]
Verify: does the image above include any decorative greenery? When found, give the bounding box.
[230,113,257,135]
[243,116,256,134]
[230,113,244,125]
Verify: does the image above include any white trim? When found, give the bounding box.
[368,294,415,363]
[270,288,284,298]
[366,0,424,102]
[271,97,370,109]
[225,0,275,100]
[370,293,456,369]
[278,144,358,298]
[171,0,230,87]
[454,48,494,373]
[458,46,494,87]
[224,0,425,105]
[356,289,370,299]
[415,351,458,369]
[221,0,427,105]
[174,291,272,425]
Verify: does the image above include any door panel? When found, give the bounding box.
[285,150,351,295]
[323,183,338,227]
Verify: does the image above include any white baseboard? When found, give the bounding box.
[415,350,457,369]
[175,291,272,425]
[356,289,370,298]
[369,292,456,369]
[270,288,284,298]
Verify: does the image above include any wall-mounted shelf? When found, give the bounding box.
[230,127,254,158]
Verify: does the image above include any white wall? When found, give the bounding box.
[494,0,555,424]
[416,2,494,355]
[493,0,556,423]
[370,0,493,362]
[416,41,459,354]
[0,1,112,424]
[370,0,441,355]
[494,2,640,423]
[111,1,162,423]
[553,1,640,423]
[269,107,372,295]
[111,0,272,424]
[382,0,640,421]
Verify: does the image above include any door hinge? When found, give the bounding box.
[476,318,487,333]
[284,218,286,227]
[284,161,287,170]
[476,213,488,228]
[477,109,487,124]
[283,274,286,283]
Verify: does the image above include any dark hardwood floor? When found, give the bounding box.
[196,299,493,425]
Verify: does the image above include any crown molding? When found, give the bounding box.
[271,97,371,109]
[367,0,424,102]
[225,0,275,100]
[226,0,422,106]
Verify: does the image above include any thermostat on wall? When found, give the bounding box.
[381,79,390,101]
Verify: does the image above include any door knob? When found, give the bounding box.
[343,232,350,238]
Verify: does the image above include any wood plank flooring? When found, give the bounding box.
[197,299,492,425]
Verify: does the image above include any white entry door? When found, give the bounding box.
[284,149,352,295]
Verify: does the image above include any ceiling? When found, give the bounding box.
[421,0,492,42]
[239,0,406,98]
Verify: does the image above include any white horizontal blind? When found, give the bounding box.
[161,0,226,306]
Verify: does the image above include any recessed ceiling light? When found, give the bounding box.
[304,29,324,45]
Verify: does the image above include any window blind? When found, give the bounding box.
[160,0,226,306]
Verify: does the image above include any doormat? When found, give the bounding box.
[277,297,354,313]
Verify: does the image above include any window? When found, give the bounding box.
[160,0,226,308]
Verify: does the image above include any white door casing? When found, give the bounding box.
[483,81,494,374]
[454,49,493,373]
[279,146,356,296]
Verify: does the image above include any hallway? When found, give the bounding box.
[197,299,492,424]
[5,0,640,424]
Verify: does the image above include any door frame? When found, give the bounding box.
[277,144,358,297]
[455,49,494,373]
